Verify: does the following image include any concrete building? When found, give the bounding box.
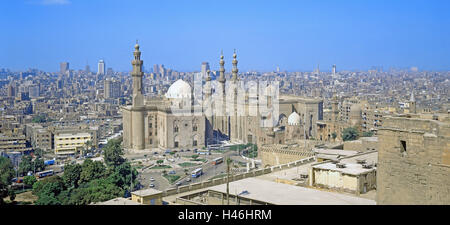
[98,60,105,75]
[131,188,163,205]
[54,132,92,155]
[377,115,450,204]
[60,62,69,74]
[0,134,31,153]
[104,78,121,99]
[310,151,377,195]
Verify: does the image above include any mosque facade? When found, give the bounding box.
[122,44,324,151]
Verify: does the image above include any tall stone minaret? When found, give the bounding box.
[130,42,145,150]
[409,91,416,114]
[331,90,339,122]
[216,51,228,135]
[230,50,240,141]
[218,50,226,95]
[231,49,239,82]
[131,42,144,107]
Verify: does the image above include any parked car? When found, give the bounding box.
[153,152,158,155]
[150,177,155,182]
[149,183,155,188]
[175,181,182,186]
[169,170,176,174]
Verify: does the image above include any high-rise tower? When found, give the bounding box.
[98,60,105,75]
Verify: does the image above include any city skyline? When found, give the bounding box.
[1,0,450,72]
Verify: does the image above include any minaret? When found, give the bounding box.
[409,91,416,114]
[131,41,144,107]
[231,49,238,82]
[129,42,145,150]
[331,91,339,122]
[205,70,212,99]
[218,50,226,90]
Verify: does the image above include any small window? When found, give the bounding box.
[400,140,407,153]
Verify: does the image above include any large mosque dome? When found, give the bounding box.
[165,79,192,99]
[288,111,301,126]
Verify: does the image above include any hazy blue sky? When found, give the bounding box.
[1,0,450,72]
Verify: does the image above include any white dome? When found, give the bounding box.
[288,112,301,125]
[165,79,192,99]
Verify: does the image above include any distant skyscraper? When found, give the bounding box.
[85,63,90,73]
[153,64,159,74]
[104,78,121,99]
[98,60,105,75]
[60,62,69,74]
[332,64,336,77]
[201,62,210,77]
[28,84,40,98]
[7,83,15,97]
[107,67,114,76]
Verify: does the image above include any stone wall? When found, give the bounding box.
[259,143,315,167]
[162,156,315,197]
[377,116,450,204]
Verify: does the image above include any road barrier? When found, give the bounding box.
[162,156,315,197]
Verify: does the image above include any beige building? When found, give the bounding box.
[310,151,377,195]
[377,115,450,204]
[54,132,92,155]
[131,188,163,205]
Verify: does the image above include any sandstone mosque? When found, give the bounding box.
[122,43,324,151]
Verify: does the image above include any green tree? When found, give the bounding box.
[78,159,106,185]
[342,127,359,141]
[0,157,15,204]
[191,154,199,160]
[32,115,47,123]
[62,163,82,189]
[107,162,138,191]
[33,176,64,205]
[24,176,37,187]
[34,148,44,158]
[18,155,45,176]
[65,178,123,205]
[18,155,33,176]
[103,138,125,168]
[331,132,337,140]
[362,131,374,137]
[156,160,164,165]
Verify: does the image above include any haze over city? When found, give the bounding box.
[0,0,449,214]
[1,0,450,72]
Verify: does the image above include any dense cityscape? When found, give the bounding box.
[0,1,449,219]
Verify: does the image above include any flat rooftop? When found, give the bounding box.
[95,197,141,205]
[312,151,378,176]
[208,178,375,205]
[132,188,163,197]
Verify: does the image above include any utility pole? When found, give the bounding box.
[226,157,231,205]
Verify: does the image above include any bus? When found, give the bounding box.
[191,168,203,178]
[197,149,211,155]
[36,170,54,179]
[212,157,224,165]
